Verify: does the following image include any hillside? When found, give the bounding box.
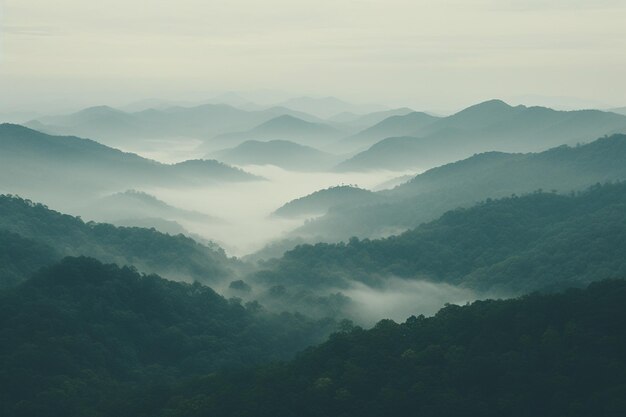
[299,134,626,241]
[258,183,626,294]
[0,124,259,198]
[335,100,626,171]
[212,115,343,148]
[155,279,626,417]
[0,257,338,417]
[81,189,218,224]
[212,140,340,171]
[0,194,235,286]
[328,107,415,128]
[340,112,440,151]
[273,185,383,218]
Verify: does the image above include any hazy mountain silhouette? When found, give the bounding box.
[0,124,260,198]
[212,140,341,171]
[335,100,626,171]
[340,111,440,150]
[273,185,383,218]
[27,104,324,147]
[275,96,387,119]
[328,107,415,128]
[212,115,343,148]
[82,190,219,224]
[295,134,626,241]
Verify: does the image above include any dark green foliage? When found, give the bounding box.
[0,230,58,288]
[0,257,337,417]
[257,182,626,293]
[155,279,626,417]
[0,194,235,285]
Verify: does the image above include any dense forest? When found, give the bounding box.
[4,273,623,416]
[0,195,238,287]
[255,182,626,294]
[0,257,339,417]
[154,279,626,417]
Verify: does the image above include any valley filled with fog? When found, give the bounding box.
[3,93,626,416]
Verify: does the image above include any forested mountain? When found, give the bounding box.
[212,115,343,148]
[154,279,626,417]
[0,195,235,287]
[273,185,383,218]
[0,257,338,417]
[336,100,626,171]
[298,134,626,241]
[340,111,440,150]
[0,124,259,198]
[26,103,325,147]
[256,182,626,294]
[212,140,340,171]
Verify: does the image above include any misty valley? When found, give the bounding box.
[2,95,626,417]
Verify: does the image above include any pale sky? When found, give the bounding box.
[1,0,625,113]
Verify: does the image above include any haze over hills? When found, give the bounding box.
[340,111,441,151]
[26,103,327,148]
[328,107,415,127]
[274,96,388,119]
[152,279,626,417]
[254,182,626,296]
[0,124,260,200]
[212,140,341,171]
[0,194,236,287]
[336,100,626,172]
[81,190,219,224]
[211,115,344,149]
[292,134,626,241]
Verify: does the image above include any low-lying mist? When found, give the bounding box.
[343,278,484,326]
[141,164,417,256]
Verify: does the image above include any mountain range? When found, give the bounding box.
[289,133,626,241]
[0,124,259,202]
[335,100,626,171]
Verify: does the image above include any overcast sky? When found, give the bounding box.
[1,0,625,113]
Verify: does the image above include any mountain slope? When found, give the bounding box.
[258,183,626,294]
[158,279,626,417]
[212,115,343,147]
[27,103,323,147]
[0,256,338,417]
[340,112,440,150]
[0,194,234,285]
[302,134,626,240]
[335,100,626,172]
[212,140,340,171]
[0,124,259,198]
[273,186,383,218]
